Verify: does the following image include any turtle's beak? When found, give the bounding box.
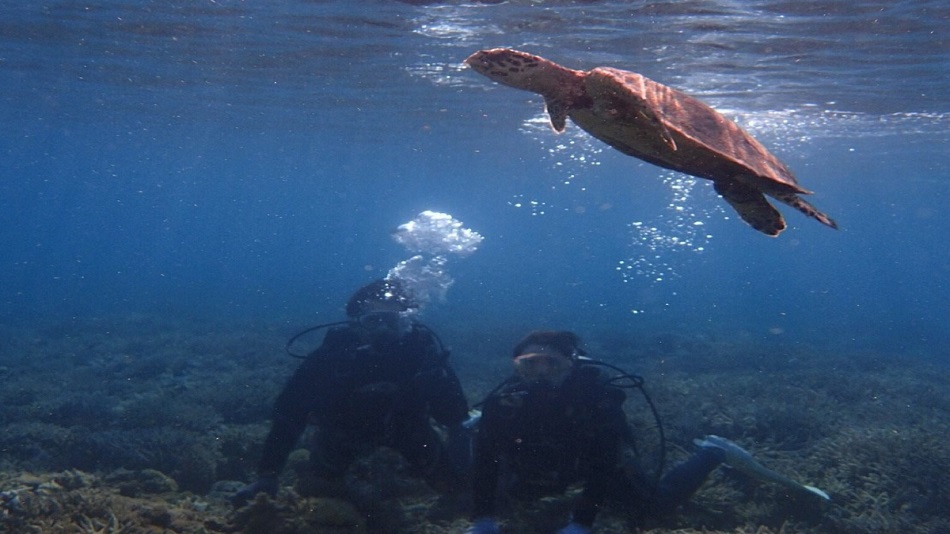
[464,51,491,75]
[465,49,521,84]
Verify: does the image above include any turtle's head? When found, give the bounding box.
[465,49,544,87]
[465,48,578,95]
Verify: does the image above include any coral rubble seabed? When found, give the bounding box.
[1,316,947,533]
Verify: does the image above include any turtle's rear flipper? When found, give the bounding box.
[714,180,786,236]
[772,192,838,230]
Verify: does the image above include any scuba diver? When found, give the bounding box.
[232,279,472,507]
[468,330,728,534]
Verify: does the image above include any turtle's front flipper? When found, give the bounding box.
[544,96,570,133]
[772,192,838,230]
[714,180,786,236]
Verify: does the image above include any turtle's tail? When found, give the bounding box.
[773,193,838,230]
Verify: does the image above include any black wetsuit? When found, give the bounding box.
[257,323,469,480]
[472,364,722,528]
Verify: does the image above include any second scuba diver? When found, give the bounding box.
[468,330,733,534]
[233,279,472,508]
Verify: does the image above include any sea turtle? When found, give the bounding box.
[465,48,837,236]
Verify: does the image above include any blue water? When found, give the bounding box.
[2,0,948,357]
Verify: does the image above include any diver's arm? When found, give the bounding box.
[429,364,470,426]
[471,399,502,518]
[256,331,354,475]
[411,329,469,426]
[256,355,324,475]
[257,410,308,476]
[573,385,629,526]
[572,439,613,527]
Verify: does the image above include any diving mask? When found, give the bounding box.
[513,350,573,386]
[356,310,412,336]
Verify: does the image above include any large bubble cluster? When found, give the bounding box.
[392,210,483,257]
[387,211,483,309]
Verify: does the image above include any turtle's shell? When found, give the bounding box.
[569,67,808,196]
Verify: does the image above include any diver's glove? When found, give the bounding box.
[467,517,500,534]
[462,409,482,430]
[557,522,592,534]
[445,423,474,479]
[230,474,278,508]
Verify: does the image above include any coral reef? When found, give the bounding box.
[0,315,948,532]
[230,493,366,534]
[0,469,227,533]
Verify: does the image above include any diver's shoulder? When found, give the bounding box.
[570,364,626,400]
[485,377,527,403]
[573,363,612,383]
[323,324,360,344]
[408,322,441,344]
